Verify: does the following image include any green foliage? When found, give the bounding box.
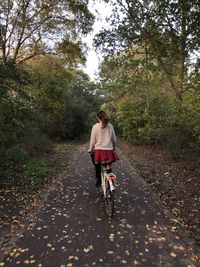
[21,159,58,191]
[148,95,196,153]
[0,62,29,97]
[0,0,94,63]
[116,91,198,154]
[0,56,99,190]
[23,130,53,156]
[5,145,29,163]
[0,95,34,146]
[98,49,200,155]
[95,0,200,100]
[182,92,200,144]
[27,56,99,140]
[117,97,147,143]
[0,63,33,149]
[0,0,97,194]
[57,39,86,66]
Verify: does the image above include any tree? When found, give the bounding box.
[94,0,200,100]
[27,55,99,139]
[0,62,33,156]
[98,44,200,151]
[0,0,94,63]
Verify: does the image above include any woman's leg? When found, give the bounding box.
[105,162,112,173]
[95,163,101,186]
[91,152,101,186]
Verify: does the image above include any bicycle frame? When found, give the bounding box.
[100,167,117,218]
[101,167,116,197]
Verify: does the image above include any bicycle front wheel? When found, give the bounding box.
[105,191,115,218]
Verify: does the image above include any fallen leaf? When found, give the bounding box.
[170,252,177,257]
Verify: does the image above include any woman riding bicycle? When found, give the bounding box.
[88,111,119,187]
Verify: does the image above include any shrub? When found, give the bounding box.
[116,92,199,155]
[5,145,29,163]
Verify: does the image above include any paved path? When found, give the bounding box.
[1,145,200,267]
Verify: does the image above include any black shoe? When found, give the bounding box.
[96,182,101,188]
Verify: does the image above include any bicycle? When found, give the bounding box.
[98,165,117,218]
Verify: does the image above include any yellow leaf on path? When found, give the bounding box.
[125,250,130,256]
[191,255,198,261]
[21,248,29,253]
[0,262,5,266]
[170,252,177,257]
[83,245,93,253]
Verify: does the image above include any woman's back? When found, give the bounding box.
[91,122,116,150]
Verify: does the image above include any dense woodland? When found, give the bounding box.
[0,0,200,189]
[95,0,200,154]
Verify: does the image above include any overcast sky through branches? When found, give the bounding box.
[83,1,112,80]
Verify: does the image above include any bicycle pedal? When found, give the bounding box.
[107,190,115,197]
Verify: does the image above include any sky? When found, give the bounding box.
[82,1,113,80]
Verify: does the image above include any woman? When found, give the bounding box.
[88,111,119,187]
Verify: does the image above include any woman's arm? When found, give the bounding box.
[111,126,117,149]
[88,125,96,152]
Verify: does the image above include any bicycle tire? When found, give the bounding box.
[105,191,115,218]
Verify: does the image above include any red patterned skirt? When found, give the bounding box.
[93,149,119,164]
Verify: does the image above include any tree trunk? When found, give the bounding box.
[179,0,187,94]
[144,42,150,115]
[0,25,6,62]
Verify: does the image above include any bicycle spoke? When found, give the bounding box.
[98,166,116,218]
[105,191,115,218]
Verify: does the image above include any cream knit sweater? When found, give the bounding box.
[89,122,117,151]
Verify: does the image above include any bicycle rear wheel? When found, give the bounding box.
[105,190,115,218]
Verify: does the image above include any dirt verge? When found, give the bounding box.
[0,142,77,246]
[118,139,200,245]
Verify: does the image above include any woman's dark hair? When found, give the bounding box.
[97,111,110,127]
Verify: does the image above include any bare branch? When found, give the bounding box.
[6,3,24,43]
[13,1,31,61]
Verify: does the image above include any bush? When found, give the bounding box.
[116,92,199,155]
[22,129,53,155]
[5,145,29,163]
[116,97,148,143]
[182,91,200,145]
[20,159,57,190]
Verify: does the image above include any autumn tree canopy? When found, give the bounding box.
[0,0,94,63]
[95,0,200,100]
